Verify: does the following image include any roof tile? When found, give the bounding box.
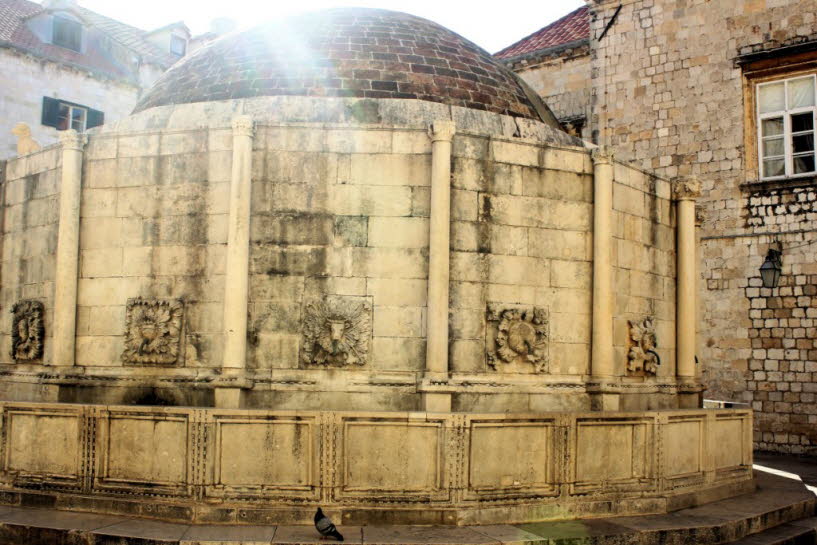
[495,6,589,60]
[0,0,178,82]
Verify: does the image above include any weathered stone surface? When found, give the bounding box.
[0,402,756,525]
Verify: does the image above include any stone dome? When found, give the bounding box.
[133,8,557,123]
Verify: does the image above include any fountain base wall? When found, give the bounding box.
[0,402,753,525]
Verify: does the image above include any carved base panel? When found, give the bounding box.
[0,402,754,525]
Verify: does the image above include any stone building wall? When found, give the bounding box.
[585,0,817,452]
[0,48,140,159]
[512,45,592,140]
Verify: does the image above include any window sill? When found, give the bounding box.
[741,175,817,191]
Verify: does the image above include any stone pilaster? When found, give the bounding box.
[589,149,618,411]
[424,120,456,412]
[218,115,254,408]
[674,176,701,407]
[52,130,86,367]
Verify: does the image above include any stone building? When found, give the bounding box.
[0,0,191,158]
[500,0,817,454]
[0,8,755,524]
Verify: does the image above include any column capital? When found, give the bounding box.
[59,130,86,151]
[429,120,456,143]
[591,147,614,165]
[673,176,701,201]
[232,115,255,138]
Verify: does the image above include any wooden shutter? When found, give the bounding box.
[41,97,61,128]
[87,108,105,129]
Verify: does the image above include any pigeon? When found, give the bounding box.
[314,507,344,541]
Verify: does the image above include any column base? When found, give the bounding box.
[214,387,243,409]
[678,392,702,409]
[590,392,620,411]
[423,393,451,412]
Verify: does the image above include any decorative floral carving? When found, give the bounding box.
[302,297,372,367]
[487,306,549,373]
[123,298,184,365]
[628,317,660,375]
[672,176,701,200]
[11,300,44,362]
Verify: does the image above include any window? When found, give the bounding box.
[41,97,104,131]
[52,15,82,52]
[170,35,187,56]
[757,75,816,180]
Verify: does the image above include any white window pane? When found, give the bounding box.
[762,117,784,136]
[71,108,85,131]
[788,77,815,108]
[763,158,785,178]
[762,137,784,157]
[759,82,785,113]
[794,154,816,174]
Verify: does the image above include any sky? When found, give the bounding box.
[76,1,585,54]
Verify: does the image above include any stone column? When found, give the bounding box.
[589,149,618,411]
[424,120,456,412]
[674,177,701,408]
[217,115,254,408]
[52,130,85,367]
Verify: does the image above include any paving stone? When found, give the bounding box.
[92,518,191,540]
[362,525,498,544]
[471,525,549,545]
[0,506,126,530]
[274,525,361,544]
[516,519,636,544]
[181,524,277,544]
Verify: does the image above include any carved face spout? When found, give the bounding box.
[328,319,346,353]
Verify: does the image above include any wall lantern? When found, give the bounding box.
[759,249,782,289]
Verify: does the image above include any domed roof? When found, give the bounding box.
[133,8,557,124]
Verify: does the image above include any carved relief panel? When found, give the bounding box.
[11,300,44,362]
[301,296,372,367]
[122,298,184,366]
[486,304,549,374]
[627,317,659,376]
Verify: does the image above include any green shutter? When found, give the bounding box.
[87,108,105,129]
[41,97,61,128]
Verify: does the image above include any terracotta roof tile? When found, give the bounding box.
[495,6,589,60]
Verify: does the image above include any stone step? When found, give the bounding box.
[727,518,817,545]
[0,472,812,545]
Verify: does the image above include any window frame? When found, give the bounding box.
[58,103,88,132]
[41,97,104,132]
[170,35,187,57]
[52,14,83,52]
[756,74,817,181]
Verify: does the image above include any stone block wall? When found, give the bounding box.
[0,96,684,412]
[586,0,817,452]
[0,147,61,368]
[448,138,594,409]
[611,162,676,383]
[73,130,228,372]
[0,49,140,159]
[0,401,754,525]
[511,45,592,139]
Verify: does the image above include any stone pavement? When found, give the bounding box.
[755,453,817,490]
[0,471,812,545]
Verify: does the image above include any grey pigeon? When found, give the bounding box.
[314,507,344,541]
